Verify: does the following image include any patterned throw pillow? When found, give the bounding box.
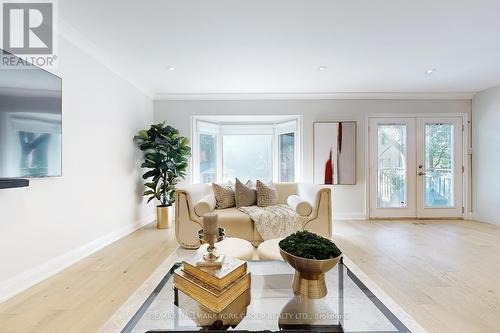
[256,180,279,207]
[235,178,257,207]
[212,183,236,209]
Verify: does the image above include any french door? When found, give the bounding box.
[369,117,463,218]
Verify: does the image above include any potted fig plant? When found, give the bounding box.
[134,123,191,229]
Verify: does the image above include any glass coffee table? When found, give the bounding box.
[122,259,411,332]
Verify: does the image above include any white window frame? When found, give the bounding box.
[191,116,302,184]
[192,120,221,184]
[275,120,301,182]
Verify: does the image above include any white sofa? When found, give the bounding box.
[175,183,332,249]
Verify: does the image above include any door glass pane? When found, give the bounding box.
[424,124,454,207]
[279,132,295,182]
[222,135,272,183]
[377,125,407,208]
[199,133,217,183]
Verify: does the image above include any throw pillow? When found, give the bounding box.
[256,180,279,207]
[235,178,257,207]
[212,183,236,209]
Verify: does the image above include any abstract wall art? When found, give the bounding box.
[313,121,356,185]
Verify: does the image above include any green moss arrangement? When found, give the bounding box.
[279,231,342,260]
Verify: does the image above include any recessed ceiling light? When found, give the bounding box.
[167,66,175,71]
[425,68,437,75]
[318,66,327,71]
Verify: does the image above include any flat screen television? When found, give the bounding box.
[0,50,62,178]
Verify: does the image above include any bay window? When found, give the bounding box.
[192,116,301,183]
[222,134,273,183]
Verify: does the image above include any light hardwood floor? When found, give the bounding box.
[1,219,500,333]
[333,219,500,333]
[0,224,178,333]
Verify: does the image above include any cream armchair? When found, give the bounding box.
[175,183,332,249]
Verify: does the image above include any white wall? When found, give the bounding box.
[472,85,500,225]
[154,99,470,220]
[0,37,154,301]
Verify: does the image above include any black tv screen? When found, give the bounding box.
[0,50,62,178]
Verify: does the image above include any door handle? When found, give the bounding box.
[418,171,426,176]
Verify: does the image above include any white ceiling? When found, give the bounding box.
[60,0,500,98]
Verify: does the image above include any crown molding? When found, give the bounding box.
[154,92,475,101]
[58,20,154,99]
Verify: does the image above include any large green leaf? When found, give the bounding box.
[139,142,153,151]
[137,130,148,139]
[143,169,159,179]
[141,162,155,168]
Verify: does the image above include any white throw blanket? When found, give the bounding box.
[239,204,305,240]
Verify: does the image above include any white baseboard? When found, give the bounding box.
[464,212,475,220]
[471,215,498,225]
[0,215,155,303]
[333,212,367,221]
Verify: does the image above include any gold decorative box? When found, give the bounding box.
[173,265,251,313]
[178,288,251,329]
[183,252,248,289]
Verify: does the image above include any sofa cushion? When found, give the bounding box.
[212,183,236,209]
[235,178,257,207]
[254,225,264,242]
[256,180,278,207]
[274,183,299,204]
[215,208,255,240]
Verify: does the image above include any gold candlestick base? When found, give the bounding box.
[197,254,226,268]
[197,228,225,268]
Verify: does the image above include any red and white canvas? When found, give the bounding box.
[313,122,356,185]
